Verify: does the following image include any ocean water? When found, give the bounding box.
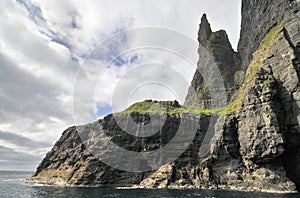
[0,171,299,198]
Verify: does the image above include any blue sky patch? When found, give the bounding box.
[95,103,113,118]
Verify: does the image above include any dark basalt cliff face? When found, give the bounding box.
[31,108,212,187]
[238,0,300,70]
[30,0,300,193]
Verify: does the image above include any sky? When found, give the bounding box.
[0,0,241,171]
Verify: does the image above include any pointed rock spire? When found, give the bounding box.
[198,14,212,45]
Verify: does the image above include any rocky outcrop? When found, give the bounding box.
[201,1,300,191]
[30,125,150,186]
[30,0,300,193]
[29,103,212,187]
[183,0,300,191]
[184,14,241,108]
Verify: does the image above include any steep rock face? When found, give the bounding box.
[30,105,212,187]
[185,14,241,108]
[31,126,146,186]
[237,5,300,189]
[238,0,299,70]
[193,1,300,191]
[238,67,285,165]
[198,3,300,191]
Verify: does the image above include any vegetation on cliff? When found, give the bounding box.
[116,100,213,115]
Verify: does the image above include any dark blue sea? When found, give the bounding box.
[0,171,299,198]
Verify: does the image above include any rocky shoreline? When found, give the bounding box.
[26,179,298,194]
